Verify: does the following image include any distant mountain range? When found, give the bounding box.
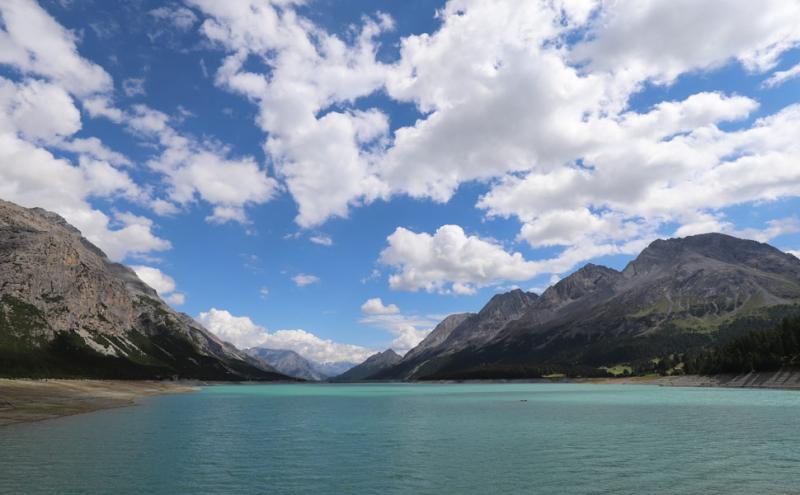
[355,233,800,381]
[0,200,289,381]
[245,347,356,381]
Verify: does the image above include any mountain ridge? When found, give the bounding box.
[374,233,800,381]
[0,199,288,381]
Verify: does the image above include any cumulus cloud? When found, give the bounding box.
[0,0,113,98]
[122,104,279,223]
[380,225,541,294]
[292,274,319,287]
[197,308,374,363]
[572,0,800,81]
[361,297,399,315]
[187,0,393,227]
[187,0,800,235]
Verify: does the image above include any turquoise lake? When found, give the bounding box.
[1,383,799,494]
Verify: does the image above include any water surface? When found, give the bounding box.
[1,383,798,494]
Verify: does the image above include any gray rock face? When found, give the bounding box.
[332,349,402,382]
[0,199,286,380]
[246,348,327,381]
[402,312,473,362]
[444,289,538,349]
[379,233,800,380]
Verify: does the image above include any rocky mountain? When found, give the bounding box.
[246,347,327,381]
[0,199,289,381]
[332,349,402,382]
[371,291,538,380]
[375,233,800,380]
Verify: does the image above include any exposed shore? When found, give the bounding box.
[0,379,198,427]
[3,372,800,427]
[585,371,800,390]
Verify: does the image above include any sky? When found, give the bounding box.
[1,0,800,364]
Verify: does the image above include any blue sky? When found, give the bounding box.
[1,0,800,363]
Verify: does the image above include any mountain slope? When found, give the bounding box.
[372,290,538,380]
[332,349,402,382]
[0,199,288,380]
[380,233,800,380]
[246,348,326,381]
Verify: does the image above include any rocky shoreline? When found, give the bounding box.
[0,379,198,427]
[646,371,800,390]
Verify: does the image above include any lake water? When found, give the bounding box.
[1,383,799,494]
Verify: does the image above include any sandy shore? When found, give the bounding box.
[0,379,198,427]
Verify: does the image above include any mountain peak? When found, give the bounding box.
[480,289,538,318]
[541,263,622,305]
[332,348,402,382]
[0,199,285,380]
[625,232,800,278]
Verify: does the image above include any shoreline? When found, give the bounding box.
[3,372,799,427]
[0,379,199,427]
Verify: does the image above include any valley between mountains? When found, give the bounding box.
[2,199,800,382]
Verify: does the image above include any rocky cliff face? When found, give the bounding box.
[0,199,287,380]
[332,349,402,382]
[246,348,326,381]
[376,233,800,380]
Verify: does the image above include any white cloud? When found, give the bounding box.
[55,137,131,167]
[379,223,660,293]
[259,286,269,299]
[358,311,441,354]
[126,104,279,224]
[197,308,374,362]
[764,63,800,88]
[188,0,393,227]
[573,0,800,81]
[186,0,800,253]
[0,0,113,98]
[5,78,81,143]
[380,225,542,293]
[292,274,319,287]
[309,235,333,247]
[361,297,399,315]
[130,265,185,306]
